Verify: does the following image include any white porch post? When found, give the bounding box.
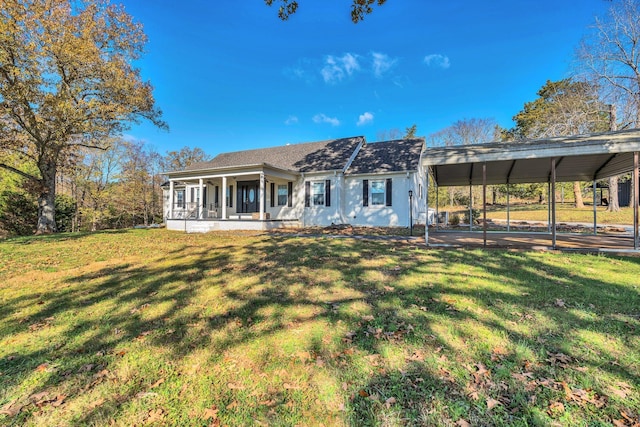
[222,176,228,219]
[199,178,204,219]
[169,180,174,219]
[425,169,430,245]
[259,172,265,220]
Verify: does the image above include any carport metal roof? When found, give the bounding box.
[423,128,640,186]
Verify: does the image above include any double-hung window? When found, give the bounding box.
[176,190,185,208]
[370,180,385,206]
[277,184,288,206]
[312,181,325,206]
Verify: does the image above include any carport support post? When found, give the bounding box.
[634,152,639,250]
[469,184,473,232]
[551,158,557,249]
[506,183,510,232]
[425,171,430,246]
[593,181,597,235]
[483,162,487,247]
[547,182,551,233]
[435,185,439,231]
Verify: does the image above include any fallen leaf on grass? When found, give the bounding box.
[358,390,369,398]
[150,378,165,389]
[88,398,106,409]
[555,299,566,307]
[146,408,165,424]
[455,420,471,427]
[226,400,238,410]
[384,397,396,408]
[548,401,565,415]
[203,405,219,420]
[283,383,301,390]
[226,382,245,390]
[487,398,501,410]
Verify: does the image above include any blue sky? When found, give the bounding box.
[123,0,609,157]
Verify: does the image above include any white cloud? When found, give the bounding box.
[284,115,298,125]
[321,53,361,84]
[357,112,374,126]
[371,52,397,78]
[313,113,340,126]
[423,54,451,69]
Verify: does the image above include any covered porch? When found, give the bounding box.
[165,164,300,228]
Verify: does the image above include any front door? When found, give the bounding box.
[237,181,259,213]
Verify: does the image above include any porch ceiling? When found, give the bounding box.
[423,129,640,186]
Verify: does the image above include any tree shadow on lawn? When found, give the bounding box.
[1,233,639,425]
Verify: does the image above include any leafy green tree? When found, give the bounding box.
[507,79,608,208]
[265,0,387,23]
[0,0,166,234]
[162,147,211,172]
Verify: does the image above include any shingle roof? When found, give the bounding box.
[178,137,364,174]
[346,138,425,175]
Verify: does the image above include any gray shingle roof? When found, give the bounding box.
[346,138,425,175]
[179,137,364,173]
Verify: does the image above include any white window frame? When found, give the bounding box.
[370,180,386,206]
[312,181,325,206]
[277,184,288,206]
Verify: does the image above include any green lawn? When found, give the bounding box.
[0,229,639,426]
[443,204,635,225]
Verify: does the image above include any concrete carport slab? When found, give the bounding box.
[421,129,640,251]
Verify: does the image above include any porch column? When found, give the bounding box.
[259,172,265,220]
[199,178,204,219]
[169,180,174,219]
[222,176,227,220]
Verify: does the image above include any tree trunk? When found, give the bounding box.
[607,175,620,212]
[573,181,584,208]
[36,162,57,234]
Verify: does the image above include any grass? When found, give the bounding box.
[0,229,639,426]
[443,204,635,226]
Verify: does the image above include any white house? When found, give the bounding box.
[162,136,427,232]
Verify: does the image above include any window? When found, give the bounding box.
[370,180,385,206]
[227,185,233,207]
[312,181,325,206]
[363,178,392,207]
[277,184,288,206]
[176,190,185,208]
[305,180,330,207]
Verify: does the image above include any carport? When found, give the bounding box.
[422,129,640,251]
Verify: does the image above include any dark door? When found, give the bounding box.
[237,181,259,213]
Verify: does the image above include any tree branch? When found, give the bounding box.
[0,162,39,183]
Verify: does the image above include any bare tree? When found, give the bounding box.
[576,0,640,211]
[428,118,497,147]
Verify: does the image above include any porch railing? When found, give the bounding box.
[167,203,222,220]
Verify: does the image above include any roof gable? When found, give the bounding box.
[177,137,364,174]
[346,138,425,175]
